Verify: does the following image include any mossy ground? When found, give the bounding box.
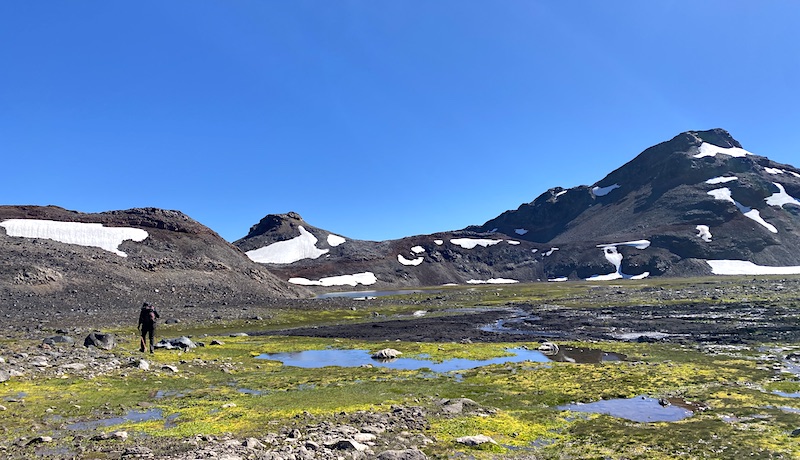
[3,278,800,458]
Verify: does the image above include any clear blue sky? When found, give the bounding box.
[2,1,799,242]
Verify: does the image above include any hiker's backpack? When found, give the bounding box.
[145,306,156,323]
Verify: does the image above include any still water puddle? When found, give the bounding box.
[558,396,694,422]
[65,409,179,430]
[257,348,549,372]
[256,346,622,372]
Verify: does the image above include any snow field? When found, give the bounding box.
[706,260,800,276]
[765,183,800,208]
[246,226,329,264]
[693,143,752,158]
[289,272,378,287]
[0,219,148,257]
[587,240,651,281]
[592,184,620,197]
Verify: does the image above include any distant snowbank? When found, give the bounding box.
[289,272,378,287]
[397,254,424,266]
[707,260,800,276]
[327,234,346,247]
[592,184,620,197]
[0,219,148,257]
[696,225,712,242]
[246,226,328,264]
[694,143,752,158]
[706,176,738,185]
[450,238,502,249]
[765,183,800,208]
[466,278,519,284]
[708,188,777,233]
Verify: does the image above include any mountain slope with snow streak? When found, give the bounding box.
[239,129,800,289]
[0,206,308,314]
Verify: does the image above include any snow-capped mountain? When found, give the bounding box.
[238,129,800,289]
[0,206,309,313]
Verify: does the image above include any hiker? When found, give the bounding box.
[137,302,160,353]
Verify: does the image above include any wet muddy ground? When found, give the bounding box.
[270,301,800,345]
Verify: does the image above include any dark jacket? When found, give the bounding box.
[138,306,160,329]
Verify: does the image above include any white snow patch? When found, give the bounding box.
[548,277,568,282]
[327,234,346,247]
[696,225,712,242]
[592,184,620,197]
[707,260,800,276]
[411,246,425,254]
[507,240,521,245]
[766,183,800,208]
[765,167,785,175]
[555,190,568,198]
[597,240,651,250]
[586,241,651,281]
[467,278,519,284]
[544,247,559,256]
[693,142,752,158]
[515,228,529,235]
[790,171,800,178]
[434,240,444,246]
[531,249,538,254]
[246,226,329,264]
[288,271,378,287]
[706,176,738,185]
[707,188,778,233]
[450,238,502,249]
[0,219,148,257]
[397,254,424,266]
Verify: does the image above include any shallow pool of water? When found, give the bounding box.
[256,347,550,372]
[558,396,694,422]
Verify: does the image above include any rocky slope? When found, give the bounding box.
[0,206,309,330]
[237,129,800,289]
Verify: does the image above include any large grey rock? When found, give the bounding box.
[84,332,116,350]
[154,336,197,350]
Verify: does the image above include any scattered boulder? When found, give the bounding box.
[121,446,154,458]
[372,348,402,360]
[538,341,559,355]
[84,332,116,350]
[456,434,497,446]
[43,335,74,346]
[330,439,369,451]
[154,337,197,351]
[377,449,428,460]
[0,370,8,383]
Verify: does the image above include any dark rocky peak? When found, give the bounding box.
[99,208,206,234]
[245,212,306,238]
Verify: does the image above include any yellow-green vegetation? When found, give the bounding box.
[3,279,800,458]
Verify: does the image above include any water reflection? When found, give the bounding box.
[256,348,550,372]
[558,396,694,422]
[256,345,622,372]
